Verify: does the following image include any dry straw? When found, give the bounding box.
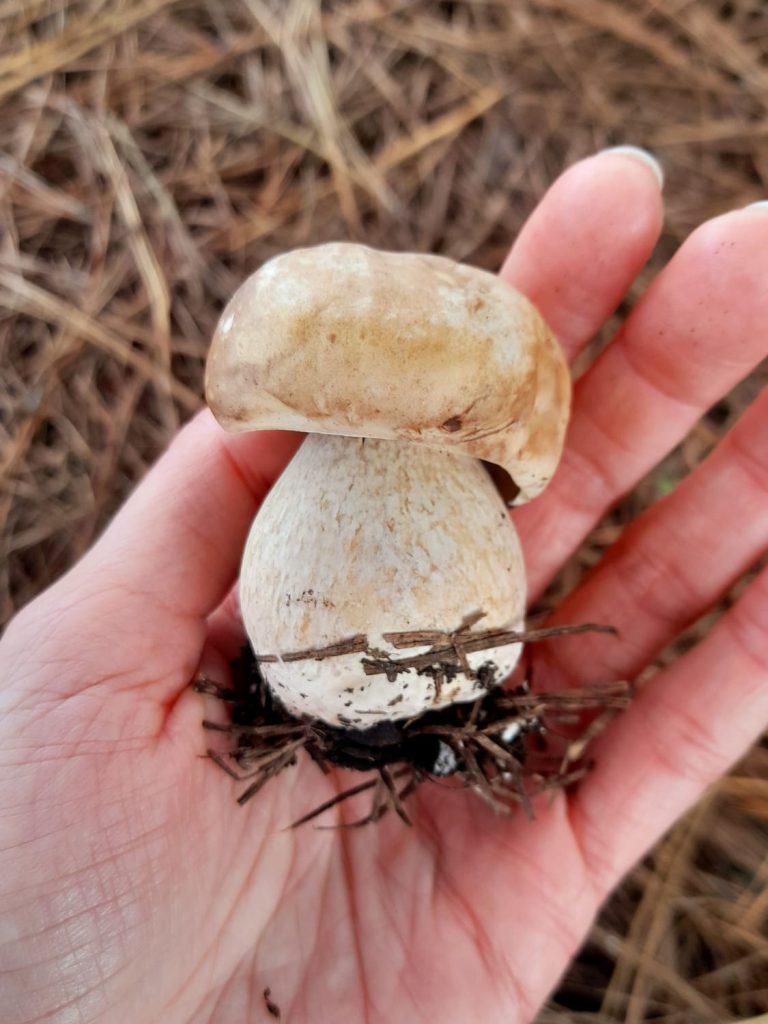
[1,0,766,1020]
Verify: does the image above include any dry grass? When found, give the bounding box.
[0,0,766,1020]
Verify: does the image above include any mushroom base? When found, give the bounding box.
[195,640,631,828]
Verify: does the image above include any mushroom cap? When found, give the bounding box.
[206,242,569,504]
[240,435,527,727]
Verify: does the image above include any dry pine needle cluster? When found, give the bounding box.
[1,1,767,1020]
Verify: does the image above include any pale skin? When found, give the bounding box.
[1,149,767,1024]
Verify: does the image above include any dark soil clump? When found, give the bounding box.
[195,628,629,829]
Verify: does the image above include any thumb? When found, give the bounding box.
[1,410,301,704]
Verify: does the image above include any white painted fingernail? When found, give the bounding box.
[746,200,768,210]
[599,145,664,188]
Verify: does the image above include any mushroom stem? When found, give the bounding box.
[239,433,528,728]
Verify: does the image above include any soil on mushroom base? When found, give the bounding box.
[195,629,630,829]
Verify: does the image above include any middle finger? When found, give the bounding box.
[514,205,768,601]
[533,382,768,688]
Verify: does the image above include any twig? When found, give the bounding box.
[362,623,618,677]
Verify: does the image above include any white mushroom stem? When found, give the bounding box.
[239,434,527,728]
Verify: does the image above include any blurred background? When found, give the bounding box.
[1,1,767,1020]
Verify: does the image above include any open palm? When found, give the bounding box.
[2,149,767,1024]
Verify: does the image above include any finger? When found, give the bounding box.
[206,586,245,662]
[532,385,768,688]
[515,204,768,599]
[79,410,302,619]
[568,561,768,894]
[501,147,664,361]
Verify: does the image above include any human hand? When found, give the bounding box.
[1,148,766,1024]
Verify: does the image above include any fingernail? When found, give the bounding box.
[746,200,768,210]
[599,145,664,188]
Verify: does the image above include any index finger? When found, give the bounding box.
[502,146,664,360]
[63,411,302,622]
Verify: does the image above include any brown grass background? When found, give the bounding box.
[1,1,767,1020]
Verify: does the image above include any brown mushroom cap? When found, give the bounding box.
[205,242,570,503]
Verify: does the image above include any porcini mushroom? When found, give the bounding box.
[205,243,570,731]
